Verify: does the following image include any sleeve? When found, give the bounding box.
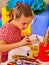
[0,28,2,40]
[0,23,10,43]
[0,23,22,44]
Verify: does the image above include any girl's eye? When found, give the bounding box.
[23,23,26,25]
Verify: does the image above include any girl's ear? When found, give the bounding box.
[16,18,19,21]
[13,15,16,20]
[9,9,14,19]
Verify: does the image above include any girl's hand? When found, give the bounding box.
[20,36,32,45]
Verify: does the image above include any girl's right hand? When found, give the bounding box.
[20,36,32,45]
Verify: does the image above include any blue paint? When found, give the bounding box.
[0,18,2,28]
[31,5,49,36]
[6,0,45,14]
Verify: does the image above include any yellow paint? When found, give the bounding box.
[22,24,30,36]
[2,7,10,25]
[29,50,34,58]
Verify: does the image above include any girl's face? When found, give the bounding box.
[15,15,33,30]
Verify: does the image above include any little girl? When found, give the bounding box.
[38,27,49,65]
[0,2,33,62]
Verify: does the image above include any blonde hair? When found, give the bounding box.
[43,27,49,46]
[9,2,33,19]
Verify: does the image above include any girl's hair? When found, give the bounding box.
[9,2,33,19]
[43,27,49,46]
[0,13,2,18]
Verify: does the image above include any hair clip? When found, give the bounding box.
[17,2,22,5]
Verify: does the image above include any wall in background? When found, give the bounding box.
[0,0,8,13]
